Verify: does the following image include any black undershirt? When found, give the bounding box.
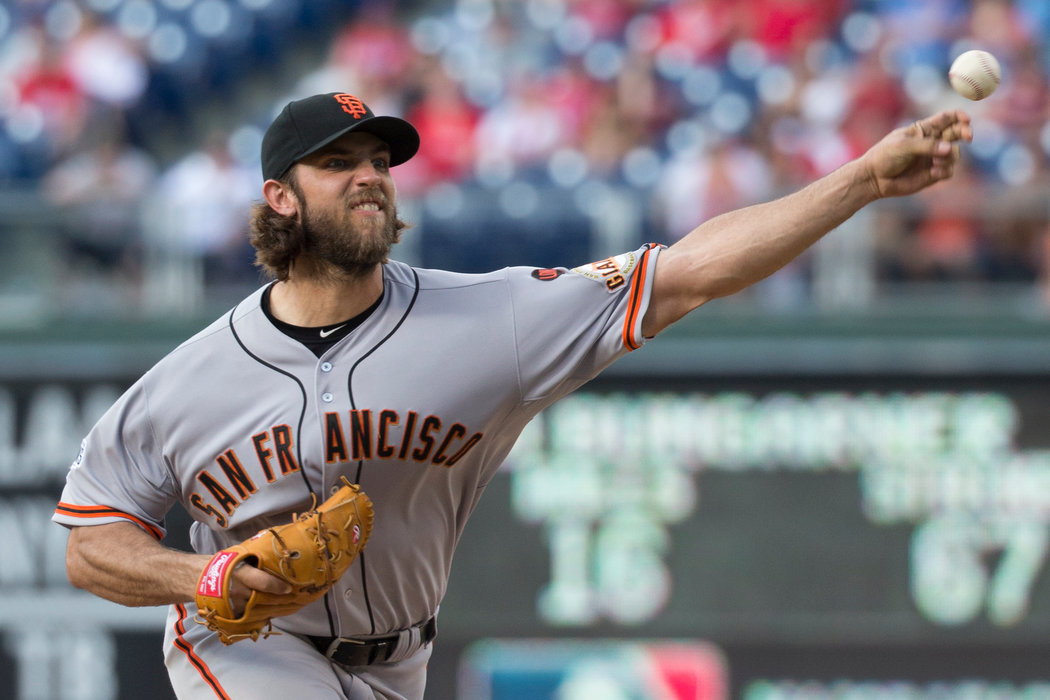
[262,284,384,358]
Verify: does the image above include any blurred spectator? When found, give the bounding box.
[577,86,646,179]
[568,0,642,41]
[11,32,86,160]
[967,0,1031,62]
[876,163,991,283]
[987,45,1050,148]
[877,0,969,70]
[653,136,774,241]
[63,11,148,110]
[402,62,480,192]
[148,131,259,286]
[977,173,1046,282]
[328,3,414,90]
[841,47,910,150]
[546,59,607,144]
[475,75,569,176]
[744,0,848,60]
[913,206,982,281]
[615,50,677,140]
[41,119,157,280]
[650,0,739,64]
[300,2,416,110]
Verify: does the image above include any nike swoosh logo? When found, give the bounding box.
[319,324,347,338]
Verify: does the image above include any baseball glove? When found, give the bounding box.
[194,478,374,644]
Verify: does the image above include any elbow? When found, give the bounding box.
[65,543,88,591]
[64,528,95,592]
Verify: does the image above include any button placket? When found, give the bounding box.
[317,358,346,503]
[319,360,336,404]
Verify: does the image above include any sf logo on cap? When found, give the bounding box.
[335,93,368,119]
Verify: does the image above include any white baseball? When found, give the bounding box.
[948,50,1001,101]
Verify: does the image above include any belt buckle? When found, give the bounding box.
[326,636,396,667]
[325,637,364,659]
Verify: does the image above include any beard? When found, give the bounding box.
[297,187,400,279]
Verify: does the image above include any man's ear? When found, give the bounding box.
[262,178,299,217]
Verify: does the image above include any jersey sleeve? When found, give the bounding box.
[508,243,662,403]
[52,379,176,539]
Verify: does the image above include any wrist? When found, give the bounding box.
[845,154,884,205]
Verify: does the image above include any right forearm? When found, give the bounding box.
[66,521,210,607]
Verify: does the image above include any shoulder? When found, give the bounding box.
[144,285,269,376]
[385,259,510,291]
[385,244,662,295]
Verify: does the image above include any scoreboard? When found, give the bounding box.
[438,373,1050,699]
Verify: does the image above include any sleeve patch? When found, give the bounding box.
[531,268,566,281]
[70,439,86,471]
[571,252,637,292]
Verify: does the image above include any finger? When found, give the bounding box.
[930,145,960,177]
[930,140,954,157]
[929,138,960,157]
[943,120,974,143]
[922,110,973,142]
[234,563,293,595]
[930,162,954,181]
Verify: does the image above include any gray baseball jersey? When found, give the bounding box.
[53,243,661,695]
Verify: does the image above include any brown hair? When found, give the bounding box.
[248,200,304,282]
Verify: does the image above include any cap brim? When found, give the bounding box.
[299,116,420,167]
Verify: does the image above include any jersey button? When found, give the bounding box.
[321,362,333,372]
[321,392,334,403]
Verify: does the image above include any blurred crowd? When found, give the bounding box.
[1,0,1049,313]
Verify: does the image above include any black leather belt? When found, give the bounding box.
[308,617,437,667]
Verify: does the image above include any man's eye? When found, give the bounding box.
[372,158,390,171]
[326,159,347,169]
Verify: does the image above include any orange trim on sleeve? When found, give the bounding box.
[54,502,165,541]
[172,603,233,700]
[621,245,655,351]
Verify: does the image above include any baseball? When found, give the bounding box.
[948,50,1001,100]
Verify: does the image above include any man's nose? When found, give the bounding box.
[354,163,383,185]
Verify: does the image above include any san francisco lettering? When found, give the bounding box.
[324,410,482,467]
[189,413,482,526]
[189,422,303,527]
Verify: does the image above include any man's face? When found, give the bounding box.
[290,131,400,278]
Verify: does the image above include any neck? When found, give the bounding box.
[268,264,384,327]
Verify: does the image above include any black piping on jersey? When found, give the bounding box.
[227,304,314,499]
[346,267,421,636]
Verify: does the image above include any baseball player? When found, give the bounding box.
[52,92,972,699]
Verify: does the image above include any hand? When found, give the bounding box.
[228,562,292,616]
[862,110,973,199]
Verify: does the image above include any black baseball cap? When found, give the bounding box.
[261,92,420,181]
